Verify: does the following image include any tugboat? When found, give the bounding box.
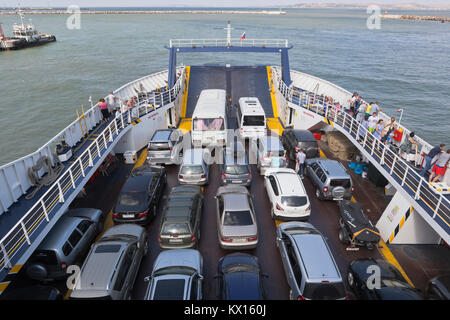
[0,10,55,51]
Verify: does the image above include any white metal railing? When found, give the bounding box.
[0,70,186,272]
[274,75,450,236]
[0,67,185,215]
[169,38,289,48]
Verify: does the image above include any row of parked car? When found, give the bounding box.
[15,127,448,300]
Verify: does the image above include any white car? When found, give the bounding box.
[264,168,311,220]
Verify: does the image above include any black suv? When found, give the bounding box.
[158,185,204,249]
[281,129,319,159]
[112,165,166,225]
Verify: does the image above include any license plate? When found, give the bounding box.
[333,198,343,201]
[233,238,247,243]
[232,180,242,184]
[169,239,183,243]
[122,214,134,218]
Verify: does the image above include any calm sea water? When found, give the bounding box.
[0,8,449,165]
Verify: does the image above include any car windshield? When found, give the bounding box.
[243,115,265,126]
[180,165,203,174]
[193,118,224,131]
[225,165,249,175]
[161,223,191,235]
[330,179,351,188]
[223,210,253,226]
[281,196,308,207]
[117,191,146,208]
[153,279,186,300]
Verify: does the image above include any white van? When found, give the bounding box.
[191,89,227,147]
[237,97,267,140]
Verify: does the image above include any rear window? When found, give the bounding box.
[118,191,146,207]
[95,244,122,253]
[30,250,58,265]
[223,211,253,226]
[303,282,346,300]
[243,115,265,126]
[281,196,308,207]
[330,179,351,188]
[162,223,191,235]
[225,165,249,175]
[180,166,203,174]
[149,142,171,151]
[153,279,186,300]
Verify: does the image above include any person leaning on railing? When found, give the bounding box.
[420,144,446,177]
[399,132,419,165]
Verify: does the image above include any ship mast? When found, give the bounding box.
[0,22,6,41]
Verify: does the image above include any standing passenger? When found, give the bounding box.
[429,149,450,183]
[296,148,306,179]
[420,144,446,177]
[98,98,109,121]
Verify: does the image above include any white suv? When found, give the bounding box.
[264,168,311,220]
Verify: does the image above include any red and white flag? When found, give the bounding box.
[240,32,246,40]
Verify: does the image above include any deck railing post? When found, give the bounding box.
[380,146,386,165]
[95,139,101,159]
[390,156,397,175]
[371,136,376,155]
[88,148,94,167]
[0,243,11,269]
[78,157,85,177]
[69,169,76,189]
[20,221,31,245]
[433,197,442,219]
[363,130,368,148]
[57,181,64,203]
[41,199,49,222]
[415,179,423,200]
[401,166,409,187]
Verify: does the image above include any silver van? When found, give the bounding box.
[276,222,347,300]
[25,208,104,282]
[178,148,211,185]
[305,158,354,201]
[147,129,184,165]
[69,224,148,300]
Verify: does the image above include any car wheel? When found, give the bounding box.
[339,218,344,227]
[338,228,350,244]
[347,271,355,289]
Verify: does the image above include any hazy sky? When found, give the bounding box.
[0,0,448,8]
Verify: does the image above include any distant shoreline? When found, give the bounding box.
[381,14,450,23]
[0,10,287,15]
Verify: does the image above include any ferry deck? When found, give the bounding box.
[0,35,449,300]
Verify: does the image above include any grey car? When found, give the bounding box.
[25,208,104,282]
[276,222,347,300]
[215,185,258,250]
[305,158,354,201]
[220,149,252,187]
[147,129,184,165]
[144,249,204,300]
[69,224,148,300]
[178,148,211,185]
[250,135,288,175]
[158,185,204,249]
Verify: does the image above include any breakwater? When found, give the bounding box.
[381,14,449,23]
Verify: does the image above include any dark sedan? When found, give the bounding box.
[216,253,266,300]
[347,258,423,300]
[281,129,319,160]
[112,165,166,225]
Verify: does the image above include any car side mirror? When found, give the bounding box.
[199,275,204,281]
[144,276,151,282]
[276,237,282,242]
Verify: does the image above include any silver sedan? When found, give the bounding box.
[215,185,258,250]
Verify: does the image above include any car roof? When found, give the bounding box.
[164,206,192,220]
[171,185,202,194]
[274,172,306,196]
[151,129,173,142]
[313,159,350,178]
[292,233,340,281]
[192,89,226,118]
[289,129,316,142]
[223,193,250,211]
[72,242,127,295]
[121,174,152,192]
[238,97,265,115]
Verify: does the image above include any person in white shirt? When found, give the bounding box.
[368,112,378,133]
[296,148,306,178]
[105,91,117,113]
